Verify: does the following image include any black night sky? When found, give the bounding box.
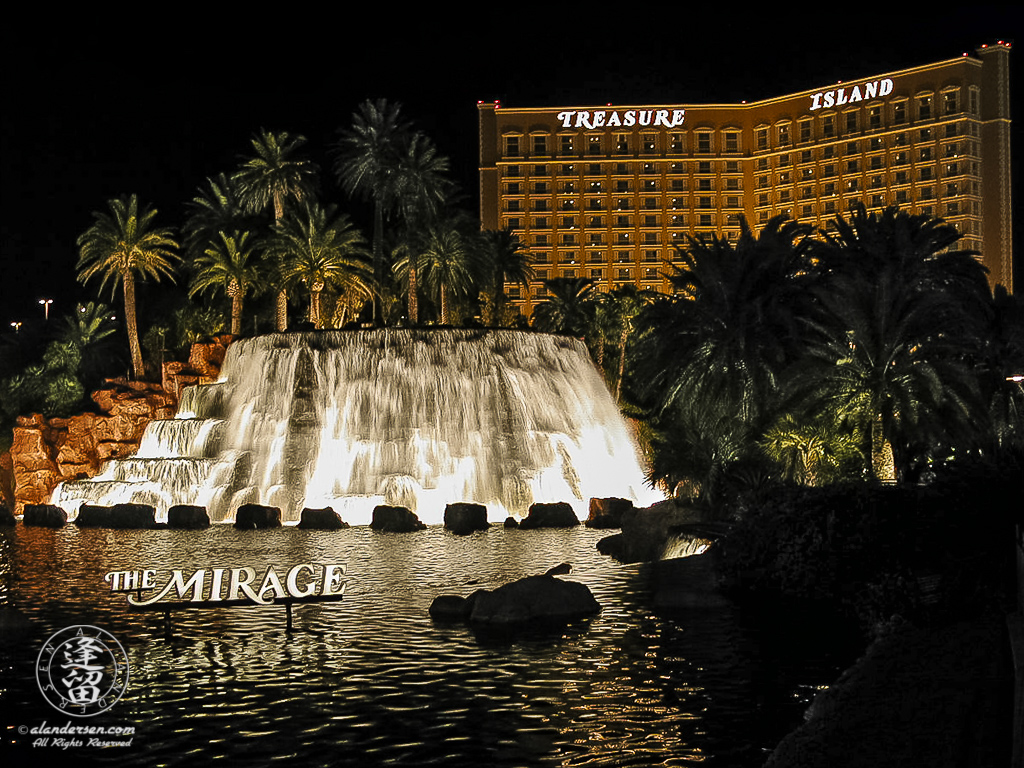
[1,10,1020,335]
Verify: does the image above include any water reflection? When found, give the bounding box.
[0,525,854,766]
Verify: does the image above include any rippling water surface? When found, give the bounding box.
[0,525,855,766]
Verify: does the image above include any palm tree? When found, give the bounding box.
[602,284,657,402]
[531,276,596,337]
[233,129,319,331]
[267,202,372,328]
[415,225,480,325]
[188,230,264,336]
[333,99,412,324]
[75,194,180,380]
[794,204,992,481]
[479,228,534,326]
[182,173,256,260]
[629,215,814,494]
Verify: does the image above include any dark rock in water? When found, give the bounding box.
[429,594,473,620]
[371,505,426,532]
[75,504,113,527]
[23,504,67,528]
[469,575,599,627]
[0,504,15,526]
[648,551,731,610]
[168,505,211,529]
[586,497,633,529]
[234,503,282,529]
[503,516,519,529]
[597,498,704,563]
[544,562,573,577]
[297,507,349,530]
[108,503,157,529]
[519,502,579,529]
[444,502,489,535]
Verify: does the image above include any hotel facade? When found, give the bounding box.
[477,43,1013,315]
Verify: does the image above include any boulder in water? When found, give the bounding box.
[108,503,157,529]
[597,499,704,563]
[468,575,599,627]
[168,505,211,529]
[297,507,349,530]
[519,502,579,529]
[444,502,489,535]
[586,497,633,529]
[75,504,113,527]
[234,503,282,529]
[371,505,426,532]
[23,504,67,527]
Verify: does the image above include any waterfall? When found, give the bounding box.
[51,329,662,524]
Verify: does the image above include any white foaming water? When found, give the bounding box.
[51,329,662,524]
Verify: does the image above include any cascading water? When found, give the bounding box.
[51,329,662,525]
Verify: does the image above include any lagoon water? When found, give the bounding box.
[0,524,856,767]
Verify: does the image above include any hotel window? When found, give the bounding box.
[669,133,684,152]
[845,111,859,133]
[506,165,521,177]
[725,160,740,173]
[919,167,934,181]
[560,135,574,154]
[642,134,657,153]
[562,215,576,228]
[616,251,632,263]
[893,133,907,147]
[588,135,602,155]
[944,124,959,138]
[869,106,881,129]
[724,132,740,153]
[615,134,629,154]
[590,268,604,279]
[533,181,548,193]
[642,162,656,175]
[534,234,548,245]
[643,198,659,209]
[969,87,980,116]
[777,123,791,146]
[696,178,713,192]
[697,161,713,174]
[822,114,835,137]
[532,135,548,155]
[643,214,659,226]
[917,94,933,120]
[893,101,907,125]
[506,182,521,194]
[847,178,860,191]
[725,177,741,191]
[756,127,769,151]
[942,88,960,115]
[534,216,548,229]
[799,119,812,142]
[920,186,933,200]
[505,136,521,156]
[846,159,860,173]
[697,132,712,153]
[698,213,713,227]
[643,250,659,262]
[616,215,631,227]
[534,164,547,176]
[616,180,630,193]
[506,217,520,229]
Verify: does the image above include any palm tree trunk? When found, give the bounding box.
[616,328,628,403]
[871,412,896,482]
[310,288,322,328]
[123,272,144,380]
[373,200,384,326]
[229,281,243,337]
[408,263,418,324]
[440,284,449,325]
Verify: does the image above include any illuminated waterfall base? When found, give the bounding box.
[52,329,661,525]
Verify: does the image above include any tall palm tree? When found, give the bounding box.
[234,129,319,331]
[188,230,264,336]
[794,204,992,480]
[602,284,657,403]
[415,226,482,325]
[333,99,412,325]
[182,173,256,260]
[479,228,534,327]
[76,194,180,380]
[531,276,597,337]
[267,202,372,328]
[629,215,814,494]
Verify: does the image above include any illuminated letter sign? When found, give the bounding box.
[105,563,347,607]
[556,108,685,130]
[810,78,893,110]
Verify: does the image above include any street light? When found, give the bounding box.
[10,321,22,333]
[39,298,53,321]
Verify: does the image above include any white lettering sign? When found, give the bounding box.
[809,78,894,110]
[105,563,346,607]
[556,108,685,130]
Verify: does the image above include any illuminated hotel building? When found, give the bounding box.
[478,43,1013,315]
